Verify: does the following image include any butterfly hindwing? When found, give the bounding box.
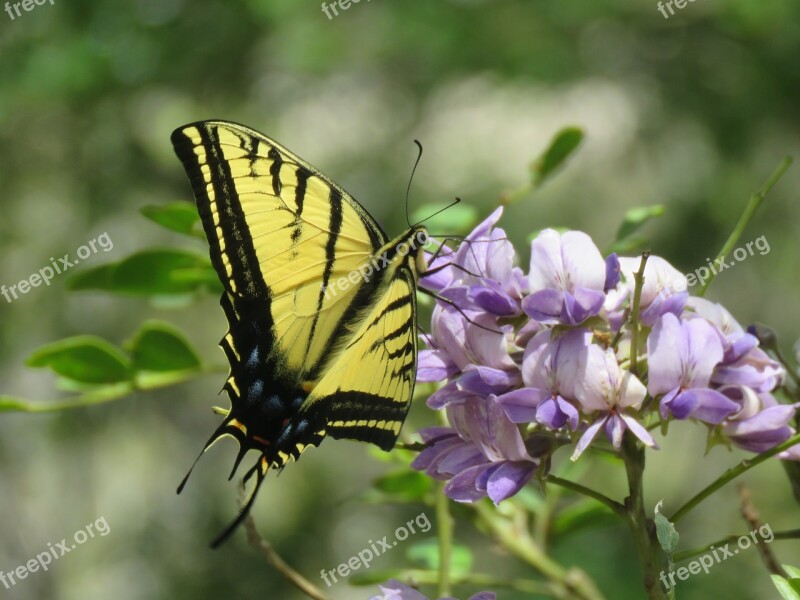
[300,260,419,452]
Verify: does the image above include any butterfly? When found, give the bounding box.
[171,120,433,546]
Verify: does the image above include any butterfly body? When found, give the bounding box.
[171,120,427,544]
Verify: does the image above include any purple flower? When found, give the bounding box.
[421,303,516,379]
[647,313,738,423]
[614,255,688,327]
[369,579,496,600]
[720,386,798,453]
[496,329,590,431]
[685,297,758,363]
[604,253,621,292]
[571,345,655,460]
[422,207,525,316]
[522,229,606,326]
[412,396,538,504]
[779,444,800,462]
[683,297,784,392]
[711,346,784,393]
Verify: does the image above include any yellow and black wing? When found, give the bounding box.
[171,120,424,546]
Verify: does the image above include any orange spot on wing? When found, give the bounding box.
[228,419,247,434]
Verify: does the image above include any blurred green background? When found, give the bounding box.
[1,1,799,599]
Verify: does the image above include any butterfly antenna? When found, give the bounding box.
[414,197,462,228]
[405,140,424,228]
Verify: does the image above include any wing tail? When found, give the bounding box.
[210,455,271,549]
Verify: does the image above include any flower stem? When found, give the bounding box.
[697,156,793,297]
[620,433,667,600]
[670,431,800,523]
[545,475,628,519]
[435,483,454,598]
[472,501,606,600]
[629,251,651,377]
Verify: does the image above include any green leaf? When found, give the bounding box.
[653,500,679,554]
[406,539,472,575]
[373,470,434,502]
[608,205,666,254]
[127,321,201,373]
[411,202,478,236]
[140,203,204,238]
[785,565,800,579]
[26,336,131,384]
[607,234,648,255]
[771,575,800,600]
[531,127,584,188]
[67,249,220,296]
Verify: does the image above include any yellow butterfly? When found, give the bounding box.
[172,120,431,546]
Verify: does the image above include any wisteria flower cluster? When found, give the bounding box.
[411,208,799,505]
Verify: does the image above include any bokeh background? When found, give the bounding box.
[1,1,799,599]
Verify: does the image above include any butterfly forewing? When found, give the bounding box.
[172,121,387,376]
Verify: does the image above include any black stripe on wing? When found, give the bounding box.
[171,123,270,299]
[325,390,412,451]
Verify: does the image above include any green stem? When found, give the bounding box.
[0,364,227,414]
[0,383,134,413]
[673,529,800,563]
[629,252,650,377]
[387,569,555,596]
[671,432,800,523]
[435,483,454,598]
[698,156,793,297]
[545,475,627,519]
[472,501,606,600]
[620,433,666,600]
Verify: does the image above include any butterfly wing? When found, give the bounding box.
[172,120,424,546]
[300,263,419,453]
[172,120,388,381]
